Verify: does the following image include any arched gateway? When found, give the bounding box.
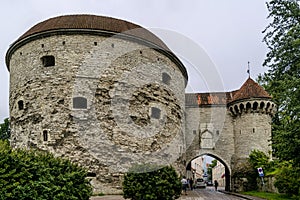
[184,78,276,191]
[6,14,276,194]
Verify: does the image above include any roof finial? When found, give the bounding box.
[247,61,250,78]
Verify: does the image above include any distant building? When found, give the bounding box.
[212,160,225,187]
[191,156,204,180]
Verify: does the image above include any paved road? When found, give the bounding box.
[90,186,264,200]
[180,186,244,200]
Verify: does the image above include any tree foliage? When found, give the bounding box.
[273,161,300,197]
[259,0,300,164]
[0,140,92,199]
[248,150,300,197]
[209,159,217,168]
[122,164,182,200]
[207,159,217,181]
[248,150,270,172]
[0,118,10,141]
[258,1,300,197]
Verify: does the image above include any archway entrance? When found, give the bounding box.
[185,154,231,191]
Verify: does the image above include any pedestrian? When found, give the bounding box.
[190,179,194,190]
[181,176,188,195]
[214,180,219,191]
[187,178,191,190]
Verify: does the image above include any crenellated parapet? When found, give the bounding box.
[228,99,277,117]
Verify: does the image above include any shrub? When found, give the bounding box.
[274,161,300,197]
[0,140,92,199]
[123,164,181,200]
[0,118,10,141]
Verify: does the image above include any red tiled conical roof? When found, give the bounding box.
[231,78,271,102]
[6,14,188,81]
[16,14,169,50]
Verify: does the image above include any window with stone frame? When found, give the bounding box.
[73,97,87,109]
[41,55,55,67]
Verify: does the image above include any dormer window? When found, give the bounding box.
[41,55,55,67]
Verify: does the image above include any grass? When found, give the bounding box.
[241,191,294,200]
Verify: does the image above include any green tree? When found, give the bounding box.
[0,140,92,199]
[210,159,217,168]
[207,159,217,181]
[259,0,300,196]
[123,164,182,200]
[259,0,300,164]
[273,161,300,196]
[0,118,10,140]
[248,150,270,171]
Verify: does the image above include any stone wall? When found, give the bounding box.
[185,105,234,174]
[8,34,186,194]
[7,26,276,194]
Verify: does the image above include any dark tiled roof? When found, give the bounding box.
[17,14,170,50]
[231,78,271,102]
[185,78,271,107]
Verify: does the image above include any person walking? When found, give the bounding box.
[190,179,194,190]
[181,176,188,195]
[214,180,219,191]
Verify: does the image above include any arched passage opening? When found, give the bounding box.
[185,154,231,191]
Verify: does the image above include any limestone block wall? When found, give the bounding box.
[233,112,272,160]
[8,34,186,193]
[185,105,234,174]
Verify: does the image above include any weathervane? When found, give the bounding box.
[247,61,251,78]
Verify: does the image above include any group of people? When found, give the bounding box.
[180,176,194,195]
[180,176,219,195]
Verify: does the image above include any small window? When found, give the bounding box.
[151,107,161,119]
[73,97,87,109]
[162,72,171,85]
[87,172,96,177]
[18,100,24,110]
[41,55,55,67]
[43,130,48,141]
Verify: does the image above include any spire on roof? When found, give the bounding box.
[231,78,271,102]
[247,61,250,78]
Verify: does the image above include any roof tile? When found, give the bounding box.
[231,78,271,102]
[17,14,169,50]
[185,78,271,106]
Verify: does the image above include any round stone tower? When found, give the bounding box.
[6,14,188,193]
[228,78,276,190]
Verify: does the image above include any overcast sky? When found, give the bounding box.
[0,0,270,122]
